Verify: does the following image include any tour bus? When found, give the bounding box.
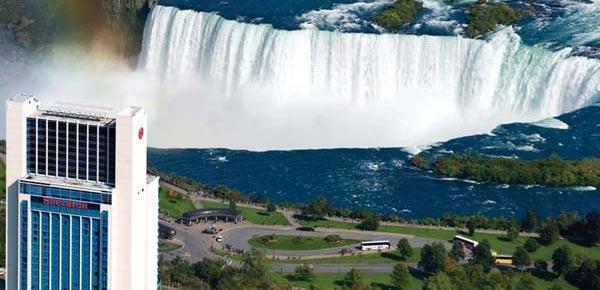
[453,235,479,250]
[495,254,513,265]
[361,240,391,251]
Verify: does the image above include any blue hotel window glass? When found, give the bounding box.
[108,126,115,184]
[57,121,67,178]
[20,201,28,290]
[20,183,112,205]
[88,125,98,182]
[41,212,50,289]
[37,119,47,175]
[31,211,40,290]
[92,219,100,289]
[72,217,81,289]
[27,118,37,173]
[81,218,91,290]
[51,214,60,290]
[68,122,77,179]
[48,120,57,176]
[61,215,71,290]
[101,212,108,290]
[78,124,88,180]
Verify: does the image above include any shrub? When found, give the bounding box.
[466,3,522,38]
[324,235,342,243]
[524,238,539,253]
[373,0,423,30]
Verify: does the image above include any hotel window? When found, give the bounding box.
[108,126,116,184]
[57,121,67,177]
[37,119,47,175]
[47,120,57,176]
[68,123,77,178]
[88,125,98,182]
[78,124,88,180]
[61,215,71,290]
[27,118,37,173]
[98,126,108,183]
[19,201,28,290]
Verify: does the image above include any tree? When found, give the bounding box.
[449,243,465,261]
[552,245,573,276]
[266,201,277,212]
[240,248,271,287]
[192,258,226,288]
[343,268,369,290]
[293,263,315,281]
[467,219,476,236]
[472,240,494,272]
[584,210,600,245]
[396,238,413,259]
[391,263,411,290]
[524,238,539,253]
[513,273,538,290]
[304,196,333,218]
[539,222,560,245]
[424,272,456,290]
[357,212,379,231]
[505,222,520,241]
[512,247,531,271]
[521,210,539,232]
[229,199,237,211]
[418,242,447,274]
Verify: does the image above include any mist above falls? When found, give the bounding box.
[1,5,599,151]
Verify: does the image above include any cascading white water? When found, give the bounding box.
[137,5,600,150]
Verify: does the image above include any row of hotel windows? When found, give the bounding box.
[26,118,116,185]
[20,182,112,205]
[20,202,108,290]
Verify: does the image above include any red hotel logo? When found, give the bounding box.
[43,197,89,210]
[138,127,144,140]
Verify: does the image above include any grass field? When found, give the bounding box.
[298,216,600,262]
[159,187,196,219]
[273,272,423,290]
[248,235,359,251]
[159,240,182,253]
[283,248,422,264]
[201,200,289,226]
[273,271,575,290]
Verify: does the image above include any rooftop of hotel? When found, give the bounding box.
[39,102,116,124]
[21,174,160,193]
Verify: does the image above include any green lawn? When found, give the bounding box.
[297,216,600,262]
[273,272,423,290]
[159,240,182,253]
[273,271,573,290]
[297,218,357,229]
[201,200,289,226]
[278,248,422,264]
[248,235,359,251]
[159,187,196,219]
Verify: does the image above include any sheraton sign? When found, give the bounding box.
[31,196,100,211]
[43,197,88,209]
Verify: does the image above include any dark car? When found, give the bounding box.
[296,226,315,232]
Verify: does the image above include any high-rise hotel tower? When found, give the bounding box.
[5,95,159,290]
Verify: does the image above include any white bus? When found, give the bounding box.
[361,240,391,251]
[453,235,479,249]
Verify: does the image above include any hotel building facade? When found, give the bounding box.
[5,96,159,290]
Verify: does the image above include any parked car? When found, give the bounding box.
[296,226,315,232]
[216,235,224,242]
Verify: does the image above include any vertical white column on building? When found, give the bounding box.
[5,96,40,290]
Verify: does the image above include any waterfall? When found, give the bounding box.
[137,5,600,150]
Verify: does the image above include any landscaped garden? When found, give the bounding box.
[249,234,359,251]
